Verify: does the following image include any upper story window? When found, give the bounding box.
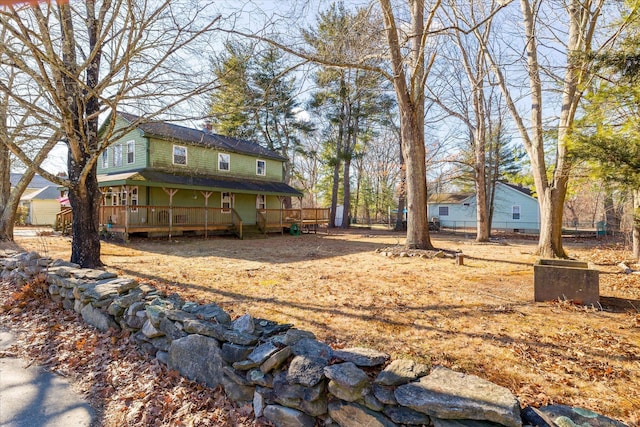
[512,205,521,220]
[113,144,123,167]
[127,140,135,164]
[256,159,266,176]
[101,150,108,169]
[218,153,230,171]
[439,206,449,216]
[173,145,187,165]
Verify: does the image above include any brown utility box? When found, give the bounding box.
[533,259,599,305]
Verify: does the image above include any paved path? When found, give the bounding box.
[0,330,96,427]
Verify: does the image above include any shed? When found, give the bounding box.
[20,186,62,225]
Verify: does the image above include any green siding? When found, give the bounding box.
[149,138,217,173]
[99,117,148,174]
[234,193,258,225]
[149,138,284,181]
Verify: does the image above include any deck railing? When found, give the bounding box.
[302,208,330,222]
[59,205,328,238]
[54,208,73,232]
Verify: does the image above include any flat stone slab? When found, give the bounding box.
[333,347,390,367]
[375,359,430,386]
[394,366,521,427]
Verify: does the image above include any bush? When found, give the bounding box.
[14,206,28,225]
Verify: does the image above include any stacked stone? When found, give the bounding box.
[0,251,49,286]
[0,250,628,427]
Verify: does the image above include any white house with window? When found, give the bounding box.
[427,182,540,233]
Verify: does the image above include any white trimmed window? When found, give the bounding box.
[256,159,266,176]
[256,194,266,210]
[109,187,119,206]
[512,205,521,220]
[101,150,108,169]
[438,206,449,216]
[113,144,123,167]
[218,153,230,171]
[222,192,233,212]
[127,140,135,164]
[130,187,138,211]
[173,145,187,165]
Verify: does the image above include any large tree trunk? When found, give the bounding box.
[633,189,640,262]
[0,141,11,240]
[381,0,433,249]
[474,124,489,242]
[395,136,406,231]
[401,113,431,249]
[63,0,103,268]
[68,161,102,268]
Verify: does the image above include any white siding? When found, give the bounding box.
[428,183,540,232]
[27,200,60,225]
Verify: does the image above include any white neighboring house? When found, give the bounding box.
[20,186,62,225]
[11,173,62,226]
[428,182,540,233]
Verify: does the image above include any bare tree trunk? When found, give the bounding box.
[68,167,103,268]
[0,151,11,238]
[341,156,352,228]
[0,172,33,241]
[329,130,343,228]
[381,0,433,249]
[474,123,489,242]
[633,189,640,262]
[63,0,102,268]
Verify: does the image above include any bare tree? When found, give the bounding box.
[429,0,506,241]
[0,0,220,267]
[0,25,61,240]
[480,0,605,257]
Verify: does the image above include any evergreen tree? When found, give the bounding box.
[575,1,640,258]
[208,43,311,204]
[209,42,258,140]
[306,2,393,228]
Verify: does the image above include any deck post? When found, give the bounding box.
[201,191,213,239]
[163,188,179,240]
[124,186,129,242]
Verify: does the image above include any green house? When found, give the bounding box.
[87,112,327,238]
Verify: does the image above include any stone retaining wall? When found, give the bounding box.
[0,250,627,427]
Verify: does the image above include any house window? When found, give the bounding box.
[438,206,449,216]
[173,145,187,165]
[219,153,230,171]
[109,187,120,206]
[101,150,108,169]
[130,187,138,212]
[256,160,266,176]
[127,140,135,164]
[256,194,266,210]
[113,144,123,167]
[222,192,233,212]
[512,205,521,220]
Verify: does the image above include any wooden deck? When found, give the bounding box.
[56,206,329,239]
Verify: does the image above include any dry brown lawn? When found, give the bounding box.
[11,228,640,425]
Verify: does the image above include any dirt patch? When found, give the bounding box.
[8,228,640,425]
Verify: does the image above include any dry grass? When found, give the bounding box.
[9,228,640,425]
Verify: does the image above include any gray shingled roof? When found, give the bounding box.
[10,173,56,189]
[98,169,302,197]
[21,185,61,201]
[118,112,287,161]
[428,193,473,204]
